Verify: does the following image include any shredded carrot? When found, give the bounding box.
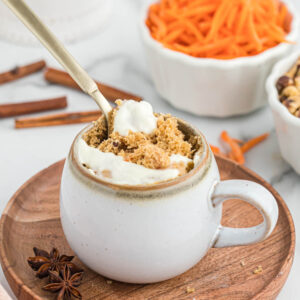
[210,145,220,154]
[210,144,229,159]
[210,132,269,164]
[241,133,269,153]
[146,0,292,59]
[226,5,238,30]
[227,151,236,161]
[233,138,243,145]
[221,131,245,164]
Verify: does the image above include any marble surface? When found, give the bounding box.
[0,0,299,299]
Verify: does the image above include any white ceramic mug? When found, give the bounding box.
[60,119,278,283]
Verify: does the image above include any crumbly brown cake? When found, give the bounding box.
[82,101,201,171]
[82,116,107,148]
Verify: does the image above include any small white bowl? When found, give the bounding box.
[266,50,300,174]
[0,0,113,44]
[140,1,300,117]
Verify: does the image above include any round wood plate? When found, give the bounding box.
[0,157,295,300]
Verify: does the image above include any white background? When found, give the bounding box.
[0,0,300,299]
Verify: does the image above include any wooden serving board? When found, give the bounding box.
[0,157,295,300]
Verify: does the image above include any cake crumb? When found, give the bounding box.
[83,104,201,173]
[101,170,112,178]
[124,143,171,169]
[186,286,195,294]
[253,265,263,274]
[115,99,123,106]
[83,117,107,148]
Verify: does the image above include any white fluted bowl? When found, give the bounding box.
[266,50,300,174]
[140,1,300,117]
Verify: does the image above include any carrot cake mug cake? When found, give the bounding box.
[60,100,278,283]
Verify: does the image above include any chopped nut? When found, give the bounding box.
[279,94,288,103]
[253,265,263,274]
[277,59,300,118]
[292,95,300,104]
[240,260,245,267]
[106,280,112,284]
[295,76,300,89]
[282,97,300,114]
[293,65,300,79]
[282,86,300,97]
[287,64,299,78]
[186,286,195,293]
[276,75,293,93]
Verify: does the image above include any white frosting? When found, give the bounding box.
[77,100,198,185]
[113,100,157,136]
[77,139,181,185]
[170,154,192,165]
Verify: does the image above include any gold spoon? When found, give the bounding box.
[2,0,112,120]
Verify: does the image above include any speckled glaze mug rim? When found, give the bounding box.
[69,117,211,192]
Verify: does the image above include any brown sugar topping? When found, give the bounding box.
[82,101,201,172]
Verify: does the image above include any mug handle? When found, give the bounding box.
[211,180,278,248]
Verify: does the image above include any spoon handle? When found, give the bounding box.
[2,0,112,118]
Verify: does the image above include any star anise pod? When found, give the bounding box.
[43,265,83,300]
[27,247,82,278]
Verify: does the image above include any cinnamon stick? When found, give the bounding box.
[0,60,46,85]
[0,96,67,118]
[15,110,101,129]
[44,68,142,102]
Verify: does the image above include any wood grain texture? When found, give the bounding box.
[0,157,295,300]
